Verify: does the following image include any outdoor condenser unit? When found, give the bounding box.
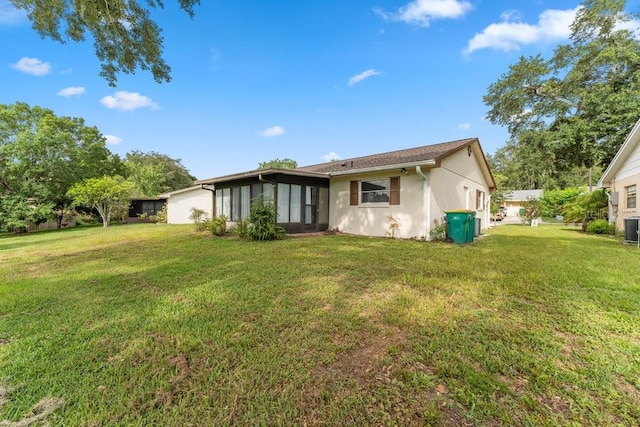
[623,217,640,243]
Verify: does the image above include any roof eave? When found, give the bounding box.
[326,160,437,176]
[597,118,640,188]
[195,168,329,185]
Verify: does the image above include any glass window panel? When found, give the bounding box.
[232,187,241,221]
[215,192,223,217]
[361,179,389,203]
[241,186,250,220]
[263,184,274,203]
[222,188,231,218]
[277,183,290,222]
[290,184,301,223]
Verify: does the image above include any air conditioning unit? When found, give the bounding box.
[623,217,640,243]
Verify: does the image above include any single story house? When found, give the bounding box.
[128,197,166,222]
[597,119,640,232]
[181,138,496,239]
[502,189,543,217]
[158,185,215,224]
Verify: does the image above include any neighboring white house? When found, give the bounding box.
[597,119,640,232]
[191,138,496,239]
[159,185,214,224]
[502,189,544,217]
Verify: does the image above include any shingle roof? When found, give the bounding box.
[297,138,477,174]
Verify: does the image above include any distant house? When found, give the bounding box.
[502,189,543,217]
[597,119,640,231]
[176,138,495,239]
[158,186,214,224]
[128,197,166,222]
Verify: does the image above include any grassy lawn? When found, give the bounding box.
[0,223,639,426]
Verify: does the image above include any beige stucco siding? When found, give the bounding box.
[329,171,426,239]
[166,188,214,224]
[430,147,492,229]
[610,174,639,231]
[328,145,493,239]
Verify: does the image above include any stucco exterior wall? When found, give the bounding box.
[329,171,425,239]
[328,145,493,239]
[610,174,640,231]
[166,188,214,224]
[430,147,492,230]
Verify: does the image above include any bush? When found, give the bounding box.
[189,208,209,231]
[149,205,167,223]
[208,215,228,236]
[429,219,447,241]
[587,219,615,235]
[248,196,286,241]
[235,219,250,239]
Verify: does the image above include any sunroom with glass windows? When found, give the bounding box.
[199,169,330,234]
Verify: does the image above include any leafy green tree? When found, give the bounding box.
[10,0,200,86]
[258,158,298,169]
[520,197,542,225]
[125,150,195,197]
[540,188,582,218]
[484,0,640,187]
[0,102,123,231]
[561,188,608,231]
[67,176,134,227]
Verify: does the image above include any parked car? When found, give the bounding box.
[491,212,503,221]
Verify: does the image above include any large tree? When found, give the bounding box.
[124,150,195,197]
[10,0,200,86]
[484,0,640,188]
[0,102,123,231]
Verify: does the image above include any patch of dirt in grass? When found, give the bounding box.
[314,325,407,387]
[136,352,193,411]
[617,375,640,405]
[0,385,63,427]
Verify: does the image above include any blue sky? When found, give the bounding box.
[0,0,631,179]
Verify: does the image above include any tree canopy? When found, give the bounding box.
[258,158,298,169]
[10,0,200,86]
[484,0,640,189]
[0,102,123,231]
[125,150,195,197]
[67,175,134,227]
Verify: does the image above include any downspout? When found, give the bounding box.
[200,184,215,217]
[416,166,430,239]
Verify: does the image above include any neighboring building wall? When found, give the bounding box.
[329,171,425,239]
[167,188,214,224]
[610,174,639,231]
[430,147,492,230]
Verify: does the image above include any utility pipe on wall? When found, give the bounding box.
[416,166,430,239]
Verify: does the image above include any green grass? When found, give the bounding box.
[0,223,639,426]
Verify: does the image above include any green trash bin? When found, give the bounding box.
[445,210,474,244]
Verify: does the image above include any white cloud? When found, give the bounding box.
[464,7,580,54]
[0,1,26,25]
[375,0,472,27]
[458,123,471,130]
[348,69,382,86]
[322,151,341,162]
[103,134,123,145]
[257,125,285,138]
[100,91,159,111]
[57,86,86,97]
[10,57,51,76]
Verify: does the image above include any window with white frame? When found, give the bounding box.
[476,190,485,210]
[361,179,390,203]
[627,185,637,209]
